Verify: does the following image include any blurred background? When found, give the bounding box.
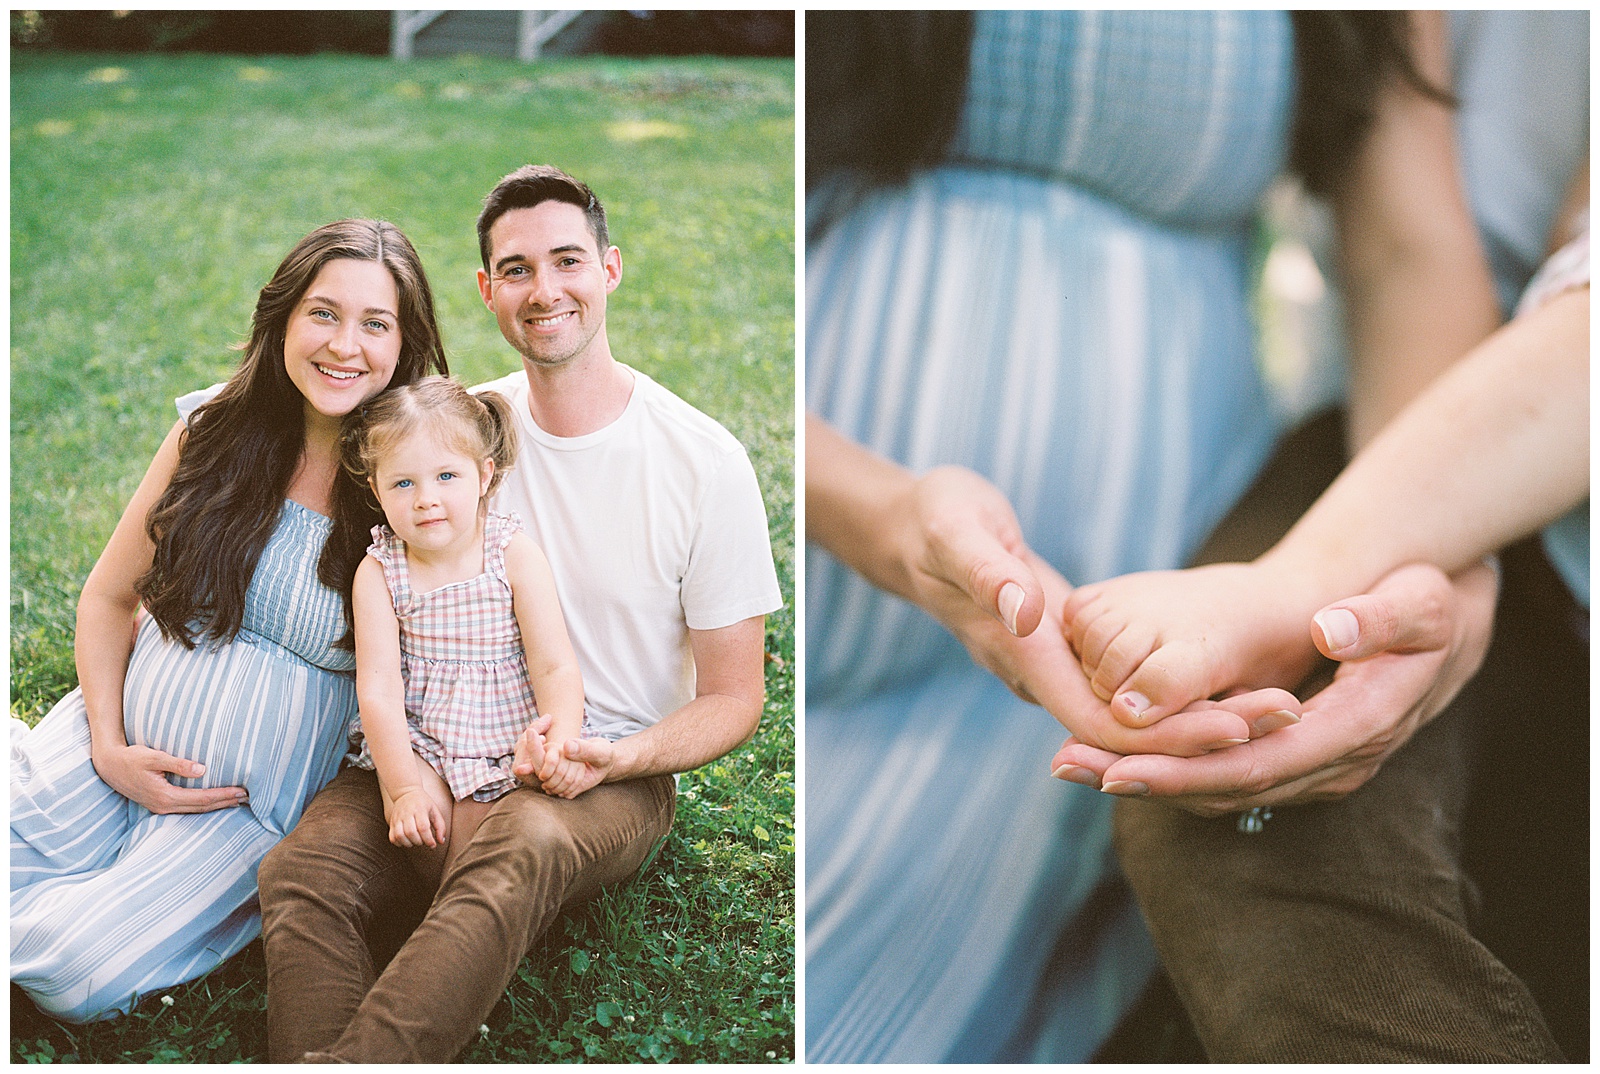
[11,9,795,58]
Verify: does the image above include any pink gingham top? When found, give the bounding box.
[352,510,542,802]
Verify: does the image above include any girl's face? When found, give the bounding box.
[284,258,402,423]
[371,426,493,557]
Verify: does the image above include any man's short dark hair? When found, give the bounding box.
[476,164,609,270]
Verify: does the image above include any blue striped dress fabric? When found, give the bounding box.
[11,490,357,1021]
[806,11,1293,1063]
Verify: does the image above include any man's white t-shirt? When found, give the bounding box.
[476,365,783,742]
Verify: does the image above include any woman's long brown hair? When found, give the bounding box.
[136,219,449,648]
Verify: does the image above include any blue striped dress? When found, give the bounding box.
[10,394,358,1023]
[806,11,1294,1063]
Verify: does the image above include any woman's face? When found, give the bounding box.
[283,258,402,421]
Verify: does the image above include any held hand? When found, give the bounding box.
[512,717,604,798]
[90,742,248,814]
[512,713,554,782]
[1050,561,1497,814]
[893,467,1256,756]
[543,737,614,798]
[385,786,447,848]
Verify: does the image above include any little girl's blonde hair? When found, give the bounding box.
[341,375,518,499]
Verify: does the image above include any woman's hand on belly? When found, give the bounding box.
[91,740,250,814]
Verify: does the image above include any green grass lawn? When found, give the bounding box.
[10,50,793,1063]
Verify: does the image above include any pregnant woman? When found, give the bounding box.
[804,10,1499,1062]
[11,219,448,1022]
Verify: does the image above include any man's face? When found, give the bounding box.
[476,201,622,370]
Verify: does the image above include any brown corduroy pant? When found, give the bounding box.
[257,764,675,1063]
[1113,412,1584,1062]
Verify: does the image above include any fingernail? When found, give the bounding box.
[1052,764,1101,789]
[1204,737,1250,751]
[1118,692,1151,720]
[998,582,1025,636]
[1101,780,1150,797]
[1314,608,1359,652]
[1251,709,1301,736]
[193,763,206,776]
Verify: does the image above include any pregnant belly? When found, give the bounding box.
[121,618,355,816]
[806,169,1279,699]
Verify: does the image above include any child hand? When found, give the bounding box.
[386,786,448,849]
[512,714,554,782]
[1062,562,1318,731]
[537,746,588,799]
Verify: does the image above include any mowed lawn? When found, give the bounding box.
[11,50,794,1063]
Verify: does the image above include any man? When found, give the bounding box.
[257,165,783,1063]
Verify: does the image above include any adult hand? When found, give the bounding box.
[892,467,1261,756]
[1049,560,1498,815]
[513,714,609,798]
[550,737,614,798]
[90,742,248,814]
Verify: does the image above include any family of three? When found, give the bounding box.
[10,165,782,1062]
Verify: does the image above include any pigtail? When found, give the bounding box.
[473,390,519,498]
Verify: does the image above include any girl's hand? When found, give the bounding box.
[385,786,447,848]
[512,714,554,782]
[91,741,248,814]
[1051,561,1495,813]
[513,715,610,798]
[543,737,613,799]
[538,752,587,799]
[877,466,1255,755]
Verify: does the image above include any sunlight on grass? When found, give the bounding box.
[607,119,690,141]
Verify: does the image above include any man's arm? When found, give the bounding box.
[515,615,767,794]
[604,615,768,780]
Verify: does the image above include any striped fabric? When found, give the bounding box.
[806,10,1293,1062]
[947,10,1291,228]
[348,511,544,802]
[11,500,357,1022]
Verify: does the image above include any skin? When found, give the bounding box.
[476,201,630,436]
[1052,559,1499,815]
[1063,286,1588,731]
[475,197,767,794]
[804,13,1506,812]
[81,258,401,813]
[805,416,1298,757]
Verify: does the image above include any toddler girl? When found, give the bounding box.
[342,376,586,882]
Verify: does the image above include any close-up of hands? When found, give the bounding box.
[866,459,1302,759]
[513,713,609,799]
[1050,558,1498,815]
[827,425,1505,818]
